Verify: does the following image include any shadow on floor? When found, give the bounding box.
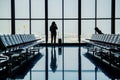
[7,53,43,79]
[84,53,120,79]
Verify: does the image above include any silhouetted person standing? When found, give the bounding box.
[50,21,58,43]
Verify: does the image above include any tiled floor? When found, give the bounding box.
[4,46,120,80]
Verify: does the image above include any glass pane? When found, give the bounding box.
[15,20,30,34]
[82,72,95,80]
[0,20,11,34]
[0,0,11,18]
[64,47,78,70]
[81,0,95,18]
[49,72,62,80]
[97,20,111,34]
[31,0,45,18]
[81,20,95,42]
[64,20,78,43]
[48,20,62,43]
[64,0,78,18]
[64,72,78,80]
[116,0,120,18]
[15,0,29,18]
[31,20,45,40]
[97,0,111,18]
[48,0,62,18]
[116,20,120,34]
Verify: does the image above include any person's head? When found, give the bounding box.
[52,21,55,25]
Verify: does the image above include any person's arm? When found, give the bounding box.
[55,24,58,30]
[50,27,51,31]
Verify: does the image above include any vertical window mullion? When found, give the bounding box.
[11,0,15,34]
[45,0,48,43]
[111,0,115,34]
[29,0,31,34]
[62,0,64,43]
[78,0,81,43]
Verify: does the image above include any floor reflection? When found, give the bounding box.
[58,47,62,55]
[1,47,120,80]
[84,53,120,80]
[50,47,57,72]
[0,53,43,80]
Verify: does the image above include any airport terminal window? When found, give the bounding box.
[0,0,119,42]
[15,20,30,34]
[116,0,120,18]
[116,20,120,34]
[0,20,11,34]
[81,20,95,42]
[81,0,111,38]
[81,20,95,35]
[64,20,78,43]
[0,0,11,18]
[0,0,11,34]
[116,0,120,34]
[97,20,111,34]
[81,0,95,18]
[31,20,45,38]
[97,0,111,18]
[115,0,120,34]
[31,0,45,18]
[64,0,78,18]
[48,0,62,18]
[15,0,29,18]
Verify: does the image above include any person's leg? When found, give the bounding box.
[51,34,53,43]
[54,34,57,43]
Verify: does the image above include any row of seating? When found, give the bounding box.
[0,34,42,71]
[86,34,120,68]
[90,34,120,45]
[0,34,41,52]
[87,34,120,49]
